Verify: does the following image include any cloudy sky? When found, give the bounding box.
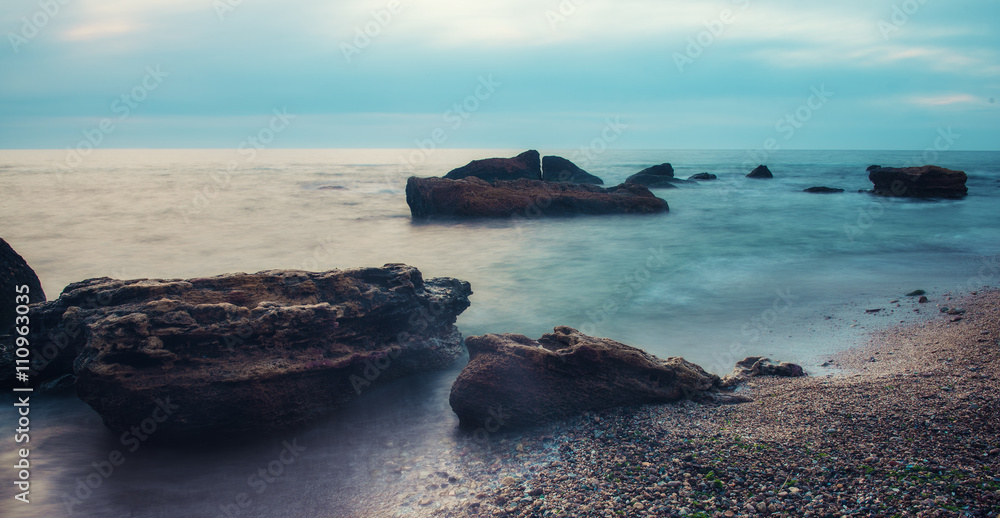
[1,0,997,150]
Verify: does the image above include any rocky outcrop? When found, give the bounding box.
[625,163,679,188]
[747,165,773,179]
[30,265,471,439]
[1,238,45,331]
[868,165,968,198]
[449,328,804,429]
[866,165,881,172]
[444,150,542,183]
[405,177,668,219]
[541,156,604,185]
[721,356,805,388]
[804,186,845,193]
[688,173,717,181]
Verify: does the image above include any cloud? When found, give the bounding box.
[907,94,980,106]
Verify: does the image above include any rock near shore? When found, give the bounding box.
[1,238,46,331]
[31,264,471,439]
[444,150,542,183]
[868,165,968,198]
[405,177,668,219]
[541,156,604,185]
[449,328,802,429]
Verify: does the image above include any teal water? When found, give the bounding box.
[0,148,998,517]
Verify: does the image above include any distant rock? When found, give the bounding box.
[746,165,773,179]
[721,356,806,388]
[30,265,472,439]
[405,177,668,219]
[444,150,541,183]
[866,165,882,172]
[905,290,926,297]
[625,163,681,188]
[541,156,604,185]
[868,165,968,198]
[688,173,717,181]
[449,327,744,429]
[1,238,45,330]
[804,186,845,193]
[317,185,347,190]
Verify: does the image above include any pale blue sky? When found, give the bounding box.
[1,0,998,150]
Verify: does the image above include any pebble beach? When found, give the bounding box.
[381,289,1000,518]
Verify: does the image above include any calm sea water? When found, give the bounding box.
[1,148,998,517]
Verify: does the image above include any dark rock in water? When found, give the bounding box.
[405,177,668,219]
[1,238,45,330]
[866,165,882,172]
[918,296,929,303]
[906,290,926,297]
[636,163,675,177]
[625,163,679,188]
[444,150,541,183]
[449,327,741,429]
[746,165,773,179]
[688,173,718,181]
[868,165,967,198]
[32,265,471,440]
[804,186,845,193]
[541,156,604,185]
[721,356,806,388]
[317,185,347,190]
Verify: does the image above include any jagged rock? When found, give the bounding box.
[625,163,680,188]
[868,165,968,198]
[449,327,749,429]
[541,156,604,185]
[30,264,471,439]
[688,173,718,181]
[747,165,773,179]
[405,177,668,219]
[443,150,541,183]
[804,186,845,193]
[721,356,806,388]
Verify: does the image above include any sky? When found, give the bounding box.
[0,0,998,150]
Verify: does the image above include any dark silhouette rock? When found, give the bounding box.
[1,238,45,331]
[868,165,968,198]
[905,290,926,297]
[721,356,806,388]
[444,150,541,183]
[804,186,845,193]
[637,163,675,177]
[746,165,773,179]
[625,163,681,188]
[866,165,882,172]
[405,177,668,219]
[30,265,472,439]
[541,156,603,184]
[449,327,733,429]
[688,173,718,181]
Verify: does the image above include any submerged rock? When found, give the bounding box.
[688,173,718,181]
[449,328,802,429]
[747,165,773,179]
[868,165,968,198]
[541,156,604,185]
[31,264,472,439]
[444,150,541,183]
[804,186,845,193]
[405,177,668,219]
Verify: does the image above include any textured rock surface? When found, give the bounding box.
[868,165,968,198]
[1,238,45,331]
[443,150,542,183]
[721,356,806,388]
[688,173,718,181]
[541,156,604,185]
[30,264,471,439]
[405,177,668,219]
[747,165,773,179]
[804,186,845,193]
[450,327,751,429]
[625,163,680,188]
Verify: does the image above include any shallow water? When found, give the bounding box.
[1,148,998,516]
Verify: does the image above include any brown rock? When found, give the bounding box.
[405,177,668,219]
[722,356,806,387]
[868,165,968,198]
[443,150,541,183]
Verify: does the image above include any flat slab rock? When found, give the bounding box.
[405,176,668,219]
[30,264,471,440]
[449,327,804,429]
[868,165,968,198]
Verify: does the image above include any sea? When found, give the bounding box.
[1,148,998,517]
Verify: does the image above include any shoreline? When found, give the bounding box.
[387,289,999,518]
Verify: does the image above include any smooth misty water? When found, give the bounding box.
[1,149,998,517]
